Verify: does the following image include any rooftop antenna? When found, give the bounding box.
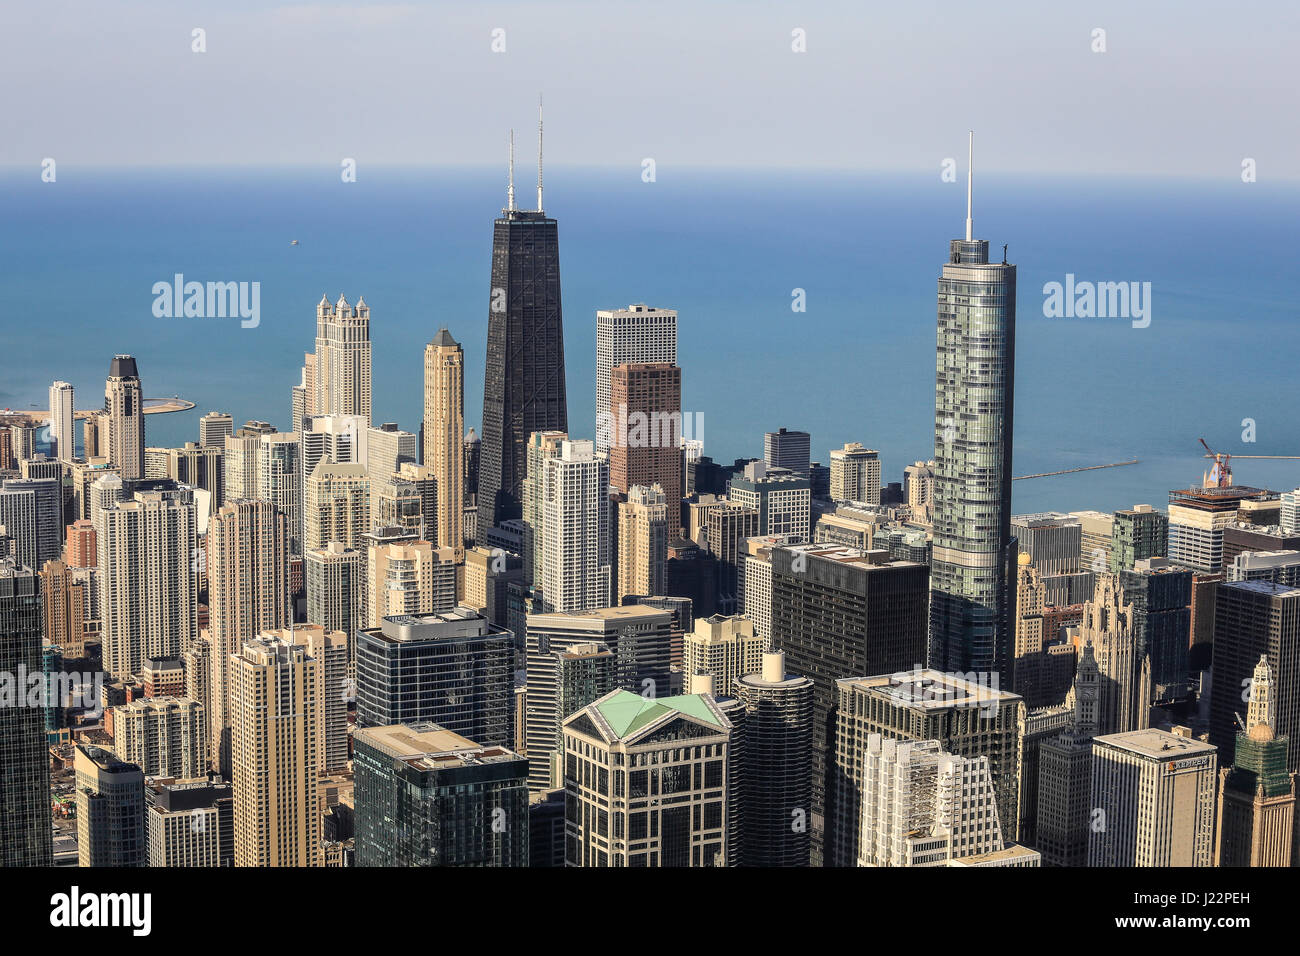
[537,93,544,213]
[965,130,974,241]
[507,129,516,212]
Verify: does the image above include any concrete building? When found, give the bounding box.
[421,329,465,560]
[1228,549,1300,586]
[683,613,764,695]
[366,539,457,628]
[112,696,207,778]
[311,293,372,424]
[103,355,145,480]
[1088,728,1217,867]
[539,440,611,614]
[146,778,233,867]
[1011,512,1081,577]
[563,690,732,867]
[608,362,682,510]
[829,442,881,505]
[1111,504,1167,571]
[522,429,568,589]
[48,380,75,460]
[523,640,616,791]
[728,461,811,542]
[257,432,302,554]
[1076,573,1150,736]
[354,723,529,866]
[198,411,233,449]
[1069,510,1115,572]
[1166,485,1275,573]
[764,428,810,477]
[830,670,1025,868]
[706,503,761,615]
[616,483,668,603]
[303,459,370,553]
[305,542,364,663]
[1036,644,1101,867]
[231,635,321,867]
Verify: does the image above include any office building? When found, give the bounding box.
[2,476,62,570]
[198,411,233,448]
[728,461,810,542]
[1070,510,1116,571]
[1120,558,1193,704]
[1228,549,1300,586]
[1088,728,1217,867]
[764,428,810,476]
[1011,513,1081,577]
[1036,644,1102,867]
[706,503,759,615]
[0,560,52,865]
[354,723,528,867]
[562,690,732,867]
[524,640,616,791]
[356,608,514,746]
[1111,504,1168,571]
[478,149,567,530]
[1215,655,1295,867]
[828,442,880,505]
[595,304,677,455]
[312,293,372,424]
[1077,573,1151,736]
[75,743,146,867]
[830,671,1025,868]
[1167,485,1274,573]
[146,778,234,867]
[608,361,682,509]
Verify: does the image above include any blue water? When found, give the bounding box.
[2,166,1298,514]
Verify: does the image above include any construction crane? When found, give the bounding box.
[1199,437,1300,489]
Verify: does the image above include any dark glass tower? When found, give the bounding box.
[478,118,567,528]
[929,134,1018,680]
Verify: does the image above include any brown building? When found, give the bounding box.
[64,519,96,568]
[41,558,89,659]
[609,362,681,512]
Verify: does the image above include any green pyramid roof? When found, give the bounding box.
[593,690,723,738]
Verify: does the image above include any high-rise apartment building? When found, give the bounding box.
[563,690,732,866]
[683,613,764,695]
[206,499,290,775]
[354,722,529,866]
[145,778,233,867]
[99,489,198,679]
[706,503,760,615]
[539,439,610,614]
[929,145,1017,680]
[523,640,616,791]
[1215,655,1295,867]
[41,558,90,660]
[48,380,75,460]
[479,147,567,530]
[595,304,677,456]
[356,608,514,746]
[305,542,364,659]
[366,539,457,628]
[258,432,302,554]
[609,362,682,509]
[231,635,321,867]
[2,476,62,570]
[312,294,372,424]
[1088,728,1217,867]
[112,696,207,778]
[103,354,145,480]
[272,625,350,774]
[1120,558,1192,704]
[617,483,668,603]
[422,329,464,558]
[303,459,370,553]
[828,442,880,505]
[521,429,568,588]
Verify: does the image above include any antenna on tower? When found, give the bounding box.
[537,93,544,213]
[507,129,516,212]
[965,130,974,241]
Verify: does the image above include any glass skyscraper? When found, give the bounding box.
[929,137,1018,679]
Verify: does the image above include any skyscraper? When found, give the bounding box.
[423,328,465,559]
[206,499,291,775]
[608,362,682,509]
[198,411,234,448]
[48,380,75,461]
[312,294,372,424]
[75,743,146,867]
[104,354,145,480]
[616,483,668,603]
[0,559,52,865]
[595,304,677,455]
[828,442,880,505]
[112,696,207,778]
[929,135,1018,680]
[258,432,302,555]
[539,439,610,614]
[763,428,811,477]
[479,111,567,529]
[303,459,370,553]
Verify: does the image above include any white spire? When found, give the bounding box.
[537,93,544,213]
[965,130,974,241]
[507,129,516,212]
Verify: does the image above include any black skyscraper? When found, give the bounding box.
[478,115,567,529]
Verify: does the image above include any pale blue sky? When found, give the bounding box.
[2,0,1296,178]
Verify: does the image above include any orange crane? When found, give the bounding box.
[1199,438,1300,489]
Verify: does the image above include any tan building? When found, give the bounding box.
[41,558,89,659]
[103,355,144,480]
[422,329,464,561]
[366,539,457,628]
[609,362,682,513]
[269,626,350,774]
[1011,553,1050,707]
[207,500,291,776]
[1089,727,1217,867]
[683,613,763,695]
[1075,573,1150,736]
[112,696,207,778]
[312,294,372,425]
[222,431,261,502]
[617,484,668,603]
[522,429,568,587]
[829,442,881,505]
[231,635,321,867]
[303,459,370,553]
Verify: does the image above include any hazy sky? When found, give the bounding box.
[3,0,1297,179]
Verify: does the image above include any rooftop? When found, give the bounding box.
[591,689,725,737]
[1094,727,1216,759]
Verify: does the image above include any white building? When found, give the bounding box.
[829,442,881,505]
[48,381,75,461]
[595,305,677,454]
[540,440,611,614]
